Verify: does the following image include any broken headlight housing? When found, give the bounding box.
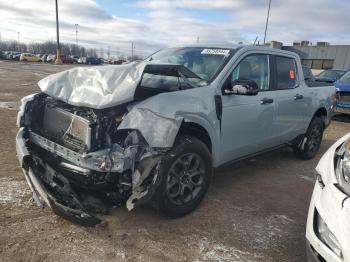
[315,210,343,258]
[336,137,350,195]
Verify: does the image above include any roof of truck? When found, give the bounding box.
[168,43,299,57]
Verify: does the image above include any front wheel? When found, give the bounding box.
[152,135,212,217]
[293,117,324,160]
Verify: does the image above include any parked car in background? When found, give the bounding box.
[52,55,75,64]
[16,45,336,225]
[78,56,86,64]
[46,54,55,62]
[85,57,103,65]
[315,69,347,83]
[70,55,79,63]
[20,53,42,62]
[12,53,22,61]
[0,51,6,60]
[107,59,127,65]
[306,133,350,262]
[3,51,11,59]
[334,71,350,114]
[41,54,48,62]
[7,51,21,60]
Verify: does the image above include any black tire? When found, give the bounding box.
[293,117,324,160]
[152,135,212,217]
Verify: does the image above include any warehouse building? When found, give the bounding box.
[281,42,350,70]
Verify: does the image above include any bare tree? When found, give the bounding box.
[0,40,96,57]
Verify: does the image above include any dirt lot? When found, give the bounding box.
[0,60,349,262]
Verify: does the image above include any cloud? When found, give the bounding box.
[0,0,160,56]
[0,0,349,57]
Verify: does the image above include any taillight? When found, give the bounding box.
[331,90,338,107]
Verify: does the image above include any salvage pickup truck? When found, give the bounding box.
[16,45,336,226]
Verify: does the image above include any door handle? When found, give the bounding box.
[260,98,274,104]
[294,94,304,100]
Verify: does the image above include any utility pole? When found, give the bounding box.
[131,42,134,61]
[54,0,62,64]
[75,24,79,45]
[263,0,272,45]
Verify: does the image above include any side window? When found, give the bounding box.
[231,54,269,91]
[275,56,297,89]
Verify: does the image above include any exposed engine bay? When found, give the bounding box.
[16,93,180,226]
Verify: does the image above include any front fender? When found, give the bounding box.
[118,87,221,166]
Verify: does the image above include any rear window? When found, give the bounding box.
[276,56,297,89]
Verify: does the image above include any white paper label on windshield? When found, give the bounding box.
[201,49,230,56]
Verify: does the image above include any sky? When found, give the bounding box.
[0,0,349,57]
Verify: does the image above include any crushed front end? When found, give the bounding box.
[16,93,166,226]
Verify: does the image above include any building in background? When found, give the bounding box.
[282,42,350,70]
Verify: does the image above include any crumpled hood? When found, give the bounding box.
[38,61,148,109]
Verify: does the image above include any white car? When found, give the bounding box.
[46,54,55,62]
[306,133,350,262]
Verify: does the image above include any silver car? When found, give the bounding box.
[16,45,336,226]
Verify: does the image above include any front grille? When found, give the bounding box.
[41,106,92,152]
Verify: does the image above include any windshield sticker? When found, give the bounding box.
[201,49,230,56]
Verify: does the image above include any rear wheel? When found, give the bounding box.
[293,117,324,160]
[152,135,212,217]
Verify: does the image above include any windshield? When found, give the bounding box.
[340,71,350,84]
[147,47,234,82]
[317,70,346,79]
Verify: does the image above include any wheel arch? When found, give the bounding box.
[177,122,212,154]
[312,107,328,127]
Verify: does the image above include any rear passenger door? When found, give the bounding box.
[271,55,310,143]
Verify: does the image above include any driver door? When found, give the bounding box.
[220,53,277,163]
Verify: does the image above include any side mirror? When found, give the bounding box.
[223,79,259,95]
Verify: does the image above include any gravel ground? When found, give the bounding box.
[0,60,349,262]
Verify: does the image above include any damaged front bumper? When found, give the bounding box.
[16,127,102,226]
[16,127,163,226]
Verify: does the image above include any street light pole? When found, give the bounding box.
[54,0,62,65]
[131,42,134,61]
[75,23,78,45]
[263,0,272,45]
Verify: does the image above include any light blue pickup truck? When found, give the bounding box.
[16,45,336,225]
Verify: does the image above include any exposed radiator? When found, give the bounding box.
[41,106,92,152]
